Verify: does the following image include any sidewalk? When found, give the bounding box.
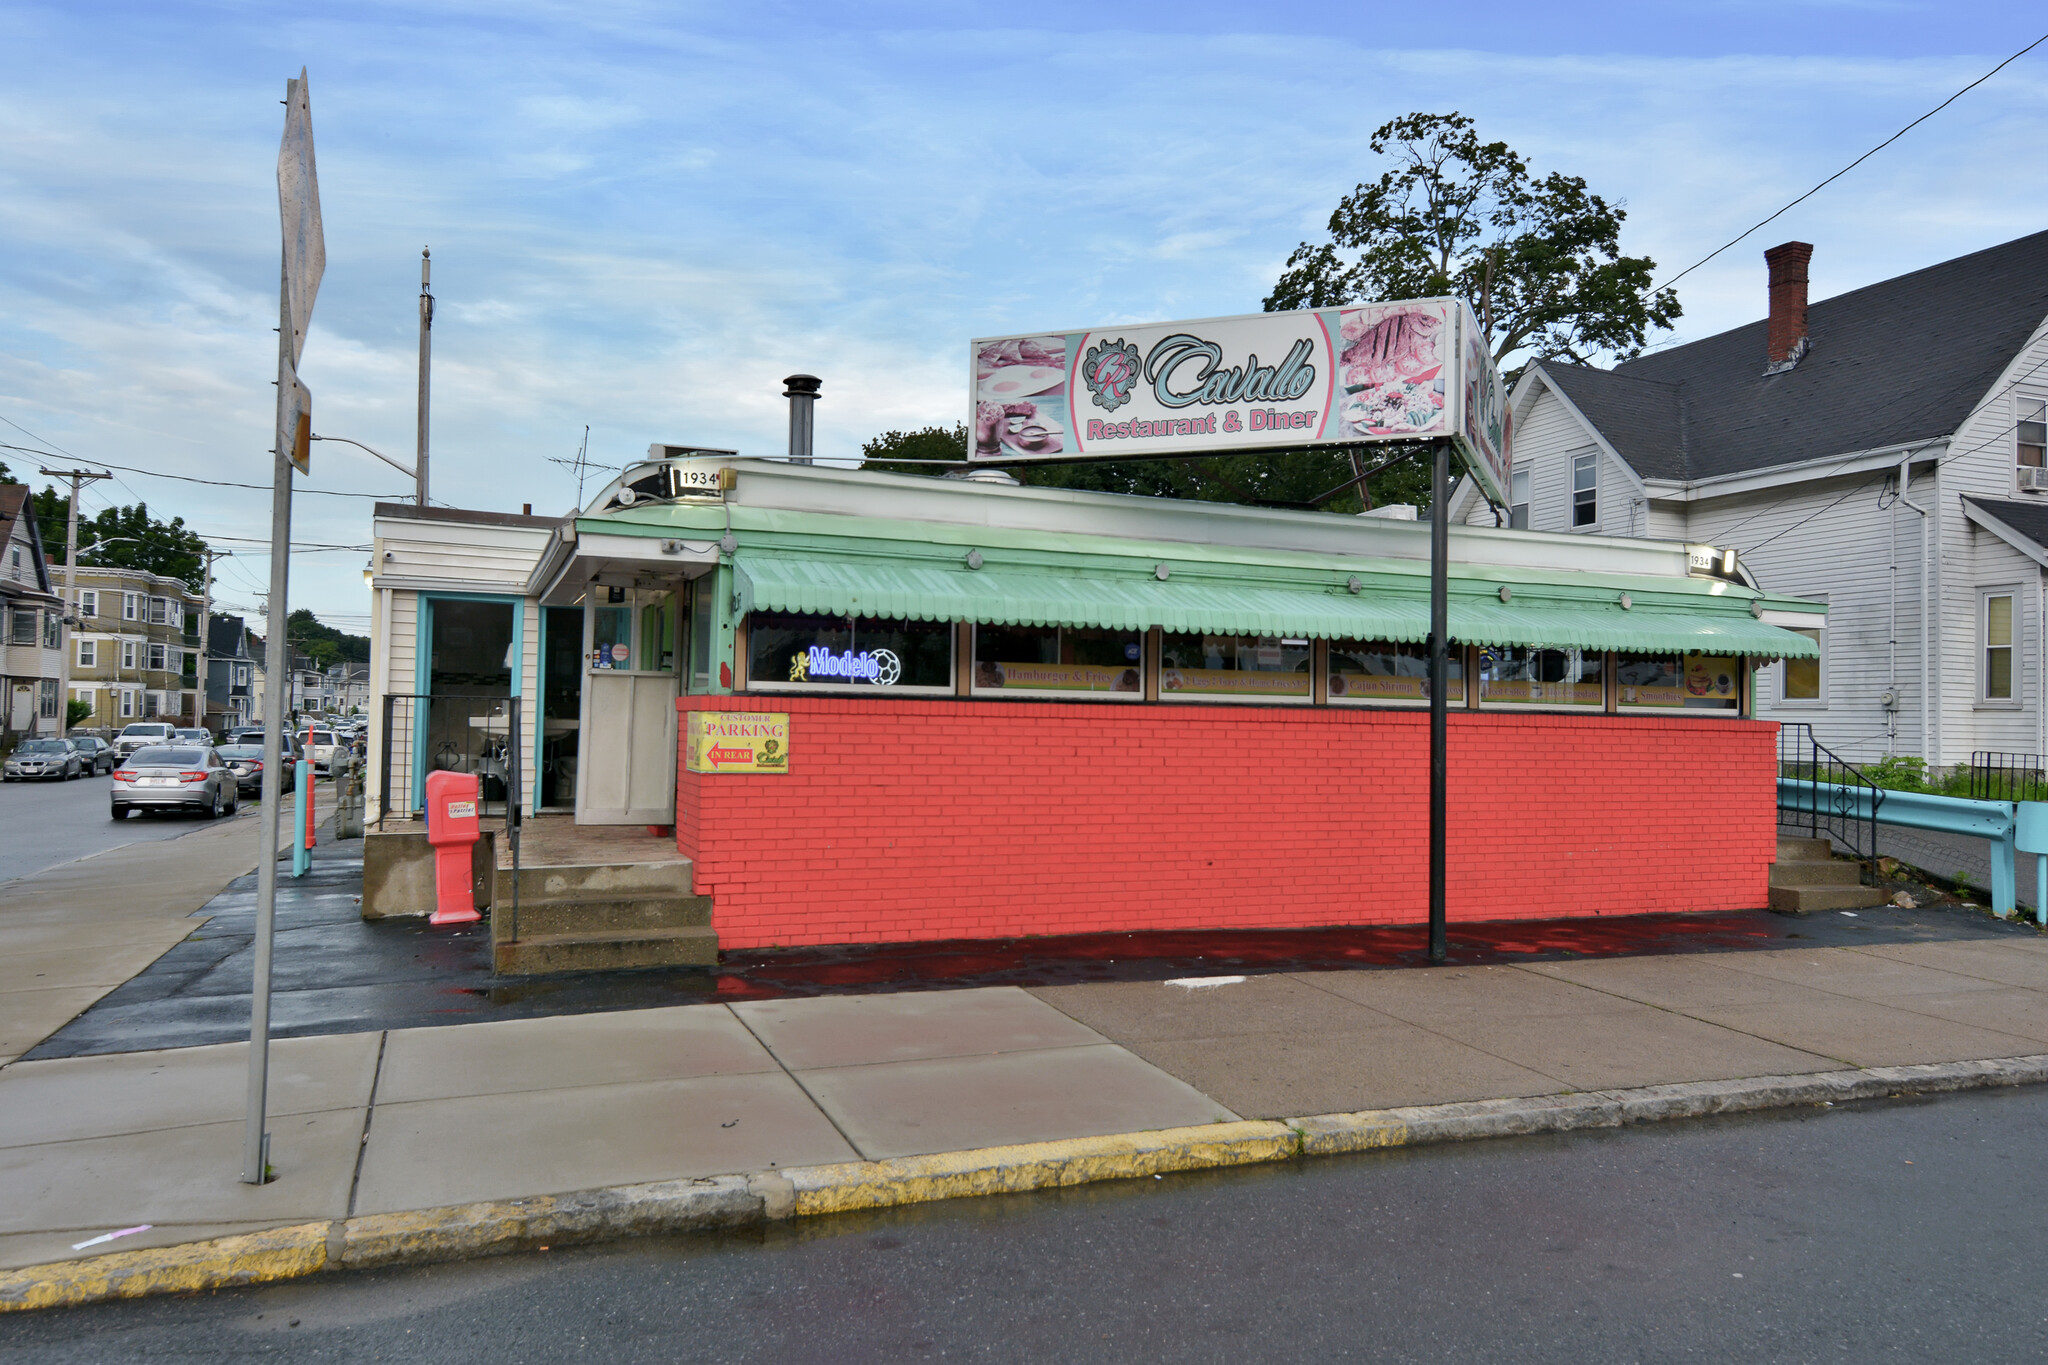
[8,922,2048,1288]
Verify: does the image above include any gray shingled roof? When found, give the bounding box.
[1964,495,2048,557]
[1535,229,2048,483]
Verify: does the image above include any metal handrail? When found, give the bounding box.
[1969,751,2048,803]
[1777,722,1884,875]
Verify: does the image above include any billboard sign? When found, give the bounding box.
[970,298,1509,505]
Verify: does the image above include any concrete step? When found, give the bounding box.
[494,894,714,939]
[495,861,695,906]
[1769,882,1888,913]
[1769,858,1866,887]
[1776,836,1836,862]
[494,925,719,975]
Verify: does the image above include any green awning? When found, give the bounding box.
[733,552,1819,659]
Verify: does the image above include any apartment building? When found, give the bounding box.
[0,486,64,739]
[68,566,205,730]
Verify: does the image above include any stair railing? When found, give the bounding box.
[1777,722,1884,876]
[1967,751,2048,803]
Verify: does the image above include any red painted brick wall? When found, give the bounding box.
[677,696,1777,949]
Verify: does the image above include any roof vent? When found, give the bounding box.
[783,374,821,464]
[1764,242,1813,375]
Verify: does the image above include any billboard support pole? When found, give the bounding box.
[1428,435,1449,966]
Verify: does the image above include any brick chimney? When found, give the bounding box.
[1764,241,1813,372]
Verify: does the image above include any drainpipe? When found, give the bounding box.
[1898,453,1932,769]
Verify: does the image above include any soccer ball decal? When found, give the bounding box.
[870,649,902,686]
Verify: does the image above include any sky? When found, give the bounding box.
[1,1,2045,627]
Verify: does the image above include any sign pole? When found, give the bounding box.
[1428,435,1449,965]
[243,259,294,1184]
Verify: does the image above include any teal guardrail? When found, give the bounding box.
[1777,779,2048,921]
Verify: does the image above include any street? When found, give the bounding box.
[0,765,260,885]
[4,1085,2044,1362]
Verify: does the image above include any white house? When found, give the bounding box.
[1454,230,2048,771]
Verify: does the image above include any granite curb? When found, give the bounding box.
[8,1053,2048,1313]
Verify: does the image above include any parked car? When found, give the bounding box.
[304,728,342,773]
[113,721,176,760]
[4,738,83,782]
[223,728,306,762]
[70,736,115,774]
[214,744,268,797]
[110,746,237,820]
[173,727,213,747]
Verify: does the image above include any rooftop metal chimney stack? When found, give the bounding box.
[783,374,821,464]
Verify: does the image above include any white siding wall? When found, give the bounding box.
[1468,383,1642,536]
[1686,477,1914,766]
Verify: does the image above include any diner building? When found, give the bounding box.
[367,453,1823,951]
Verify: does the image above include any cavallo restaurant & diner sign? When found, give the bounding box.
[970,298,1510,504]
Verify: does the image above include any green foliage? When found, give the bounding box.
[287,608,369,667]
[0,459,14,483]
[861,424,972,474]
[32,492,208,591]
[1266,111,1680,367]
[1860,755,1931,792]
[65,699,92,730]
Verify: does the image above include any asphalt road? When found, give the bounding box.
[6,1085,2046,1362]
[0,764,253,884]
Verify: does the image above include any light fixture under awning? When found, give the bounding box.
[731,551,1820,659]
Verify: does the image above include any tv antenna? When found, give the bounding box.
[546,425,606,508]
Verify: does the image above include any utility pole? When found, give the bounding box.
[194,548,231,734]
[39,467,110,735]
[416,247,432,508]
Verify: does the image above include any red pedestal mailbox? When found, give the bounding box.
[425,770,482,926]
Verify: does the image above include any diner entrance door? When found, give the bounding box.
[574,587,679,825]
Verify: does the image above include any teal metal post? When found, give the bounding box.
[292,760,311,878]
[2017,802,2048,926]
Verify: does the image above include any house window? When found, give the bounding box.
[78,589,96,618]
[1781,628,1824,704]
[121,639,137,669]
[122,593,139,621]
[10,608,35,644]
[149,597,168,625]
[77,638,96,669]
[118,689,135,719]
[44,610,60,648]
[38,679,57,718]
[148,642,167,671]
[8,546,19,570]
[2020,398,2047,469]
[142,691,159,718]
[1571,453,1597,527]
[1509,468,1530,530]
[236,665,250,686]
[1984,592,2016,701]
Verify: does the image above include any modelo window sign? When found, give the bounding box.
[790,645,903,686]
[970,298,1510,504]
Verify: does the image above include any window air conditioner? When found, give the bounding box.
[2020,467,2047,492]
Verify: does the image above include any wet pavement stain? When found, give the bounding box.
[22,843,2040,1060]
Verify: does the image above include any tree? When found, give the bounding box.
[1263,111,1680,510]
[1267,111,1679,368]
[860,424,973,474]
[65,699,92,731]
[286,608,369,668]
[30,493,209,590]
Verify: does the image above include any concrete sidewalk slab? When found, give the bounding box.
[0,1034,379,1149]
[0,1107,366,1272]
[1690,997,2040,1067]
[729,987,1103,1069]
[374,1007,779,1104]
[1519,954,1825,1011]
[1865,987,2048,1044]
[1303,961,1652,1022]
[1847,939,2048,990]
[1115,1025,1562,1120]
[790,1042,1235,1160]
[1421,1000,1838,1092]
[1709,946,2011,1001]
[352,1072,858,1216]
[1029,973,1378,1043]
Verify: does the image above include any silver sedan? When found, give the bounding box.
[110,746,239,821]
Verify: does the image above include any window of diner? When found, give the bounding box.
[747,612,953,692]
[1327,638,1462,705]
[639,595,676,672]
[971,624,1144,698]
[1478,645,1604,707]
[1615,653,1741,711]
[1159,633,1313,702]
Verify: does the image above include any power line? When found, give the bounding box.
[1657,30,2048,292]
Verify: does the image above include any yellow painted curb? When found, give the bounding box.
[781,1120,1301,1217]
[0,1222,330,1314]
